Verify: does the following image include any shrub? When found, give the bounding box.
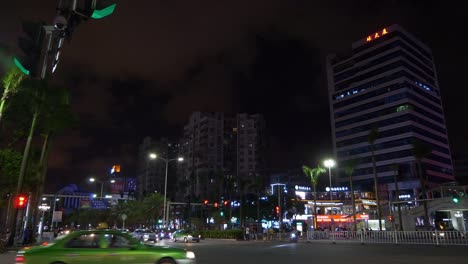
[199,229,243,240]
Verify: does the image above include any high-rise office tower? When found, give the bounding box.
[326,25,454,195]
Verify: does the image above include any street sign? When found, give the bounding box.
[52,211,62,222]
[121,214,127,220]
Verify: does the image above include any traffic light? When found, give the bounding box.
[223,200,229,207]
[452,193,460,204]
[214,202,218,208]
[77,0,117,19]
[14,21,46,77]
[91,0,117,19]
[275,206,280,215]
[203,200,208,205]
[14,195,28,209]
[388,215,394,222]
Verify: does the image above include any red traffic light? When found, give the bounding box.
[214,202,218,208]
[203,200,208,205]
[14,195,28,209]
[223,201,229,206]
[389,215,394,222]
[275,206,280,214]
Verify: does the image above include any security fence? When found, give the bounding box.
[303,230,468,246]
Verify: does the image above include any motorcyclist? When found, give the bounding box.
[290,227,299,242]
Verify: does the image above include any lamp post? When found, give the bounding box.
[89,178,115,198]
[323,159,336,201]
[148,153,183,229]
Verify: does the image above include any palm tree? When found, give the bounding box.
[238,177,250,229]
[249,176,264,232]
[30,84,77,231]
[343,159,358,231]
[302,165,325,229]
[15,79,47,195]
[392,163,403,230]
[412,140,432,225]
[368,126,382,231]
[0,67,25,125]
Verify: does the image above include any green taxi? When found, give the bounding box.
[15,229,196,264]
[171,230,201,243]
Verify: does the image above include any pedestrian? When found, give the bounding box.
[263,227,267,241]
[252,225,257,240]
[245,226,250,241]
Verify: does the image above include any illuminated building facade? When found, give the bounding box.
[326,24,454,195]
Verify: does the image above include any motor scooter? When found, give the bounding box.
[290,231,298,243]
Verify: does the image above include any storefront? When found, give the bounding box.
[315,214,369,230]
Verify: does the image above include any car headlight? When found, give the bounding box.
[186,251,196,259]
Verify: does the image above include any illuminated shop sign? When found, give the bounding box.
[295,185,311,191]
[366,28,389,42]
[327,187,348,192]
[316,214,369,222]
[398,194,411,199]
[361,199,377,205]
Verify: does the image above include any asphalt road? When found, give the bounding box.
[172,239,468,264]
[1,239,467,264]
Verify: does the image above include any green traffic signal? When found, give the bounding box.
[91,3,116,19]
[13,57,30,75]
[453,197,459,203]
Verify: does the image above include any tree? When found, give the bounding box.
[392,163,403,230]
[249,176,264,231]
[412,140,432,225]
[302,165,325,229]
[0,67,25,125]
[343,159,359,231]
[368,126,382,231]
[3,78,77,239]
[141,192,165,227]
[30,84,78,231]
[0,148,22,230]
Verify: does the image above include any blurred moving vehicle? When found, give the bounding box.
[289,232,298,243]
[15,229,196,264]
[131,229,158,242]
[432,228,466,239]
[171,230,201,243]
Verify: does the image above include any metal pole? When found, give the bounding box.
[50,197,57,230]
[166,201,170,229]
[22,193,32,231]
[163,158,169,229]
[100,182,104,198]
[278,184,282,233]
[328,167,332,201]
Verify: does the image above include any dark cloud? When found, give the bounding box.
[1,0,468,191]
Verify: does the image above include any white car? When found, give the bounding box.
[131,229,157,242]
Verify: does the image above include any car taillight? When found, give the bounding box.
[15,255,25,263]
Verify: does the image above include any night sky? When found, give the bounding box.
[1,1,467,193]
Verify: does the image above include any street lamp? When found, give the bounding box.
[148,153,184,229]
[89,177,114,198]
[323,159,336,201]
